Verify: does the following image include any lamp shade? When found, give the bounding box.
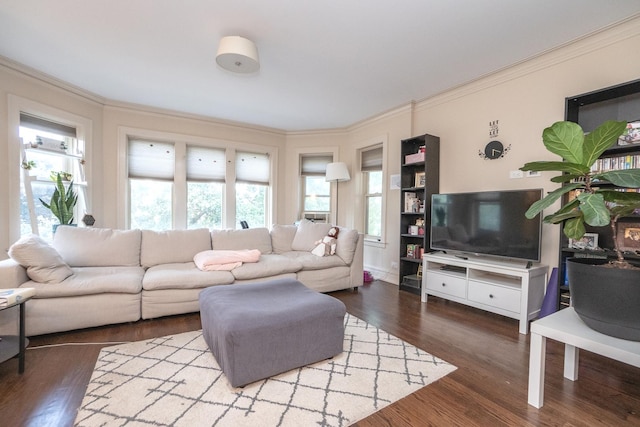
[325,162,351,182]
[216,36,260,73]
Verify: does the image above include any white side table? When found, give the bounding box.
[528,307,640,408]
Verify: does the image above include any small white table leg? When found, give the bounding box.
[528,332,546,408]
[563,344,579,381]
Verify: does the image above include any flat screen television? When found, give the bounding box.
[430,189,543,262]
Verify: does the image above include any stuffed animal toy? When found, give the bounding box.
[311,227,339,257]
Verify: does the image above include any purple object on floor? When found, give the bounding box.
[538,267,559,318]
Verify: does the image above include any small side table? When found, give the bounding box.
[528,307,640,408]
[0,288,35,374]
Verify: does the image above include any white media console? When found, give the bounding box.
[422,252,548,334]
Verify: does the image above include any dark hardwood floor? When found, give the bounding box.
[1,280,639,426]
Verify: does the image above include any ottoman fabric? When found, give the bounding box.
[199,278,346,387]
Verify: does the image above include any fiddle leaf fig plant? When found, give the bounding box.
[39,172,78,225]
[520,120,640,267]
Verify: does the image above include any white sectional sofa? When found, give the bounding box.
[0,220,363,336]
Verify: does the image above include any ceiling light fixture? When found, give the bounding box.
[216,36,260,74]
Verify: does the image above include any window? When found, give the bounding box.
[128,140,175,230]
[300,154,332,221]
[126,135,272,230]
[187,145,225,229]
[361,146,383,239]
[235,151,270,228]
[19,113,86,240]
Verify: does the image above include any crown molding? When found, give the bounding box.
[0,55,106,106]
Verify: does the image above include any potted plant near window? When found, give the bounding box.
[520,120,640,340]
[39,172,78,231]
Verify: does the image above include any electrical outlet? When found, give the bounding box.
[525,170,541,177]
[509,170,524,179]
[391,261,398,270]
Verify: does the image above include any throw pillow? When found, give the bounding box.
[8,234,73,283]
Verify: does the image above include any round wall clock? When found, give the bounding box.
[479,140,510,160]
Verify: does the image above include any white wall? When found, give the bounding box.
[2,17,640,281]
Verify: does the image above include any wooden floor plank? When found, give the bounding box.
[1,280,639,426]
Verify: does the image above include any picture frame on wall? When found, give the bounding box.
[616,222,640,251]
[414,171,426,188]
[569,232,599,250]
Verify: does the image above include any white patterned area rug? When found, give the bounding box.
[75,313,456,427]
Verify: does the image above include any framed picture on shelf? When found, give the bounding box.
[414,171,426,188]
[568,232,599,250]
[616,222,640,251]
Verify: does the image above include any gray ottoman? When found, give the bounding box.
[199,278,346,387]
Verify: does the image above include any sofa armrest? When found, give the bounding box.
[0,258,29,289]
[349,233,364,287]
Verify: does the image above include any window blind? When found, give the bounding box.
[128,139,175,180]
[20,113,77,138]
[236,151,269,184]
[187,145,226,182]
[300,154,333,176]
[361,146,383,171]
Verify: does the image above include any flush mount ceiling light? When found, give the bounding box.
[216,36,260,74]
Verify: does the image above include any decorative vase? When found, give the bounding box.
[567,258,640,341]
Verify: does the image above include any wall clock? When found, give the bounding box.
[479,140,510,160]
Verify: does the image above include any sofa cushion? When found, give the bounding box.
[8,234,73,283]
[143,263,234,291]
[281,251,346,270]
[25,266,144,297]
[335,228,359,265]
[53,227,141,267]
[211,228,272,254]
[270,224,297,254]
[291,219,332,251]
[141,228,212,268]
[230,254,303,280]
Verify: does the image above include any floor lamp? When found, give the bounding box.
[325,162,351,224]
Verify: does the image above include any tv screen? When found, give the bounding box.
[430,189,542,262]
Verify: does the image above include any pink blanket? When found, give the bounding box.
[194,249,261,271]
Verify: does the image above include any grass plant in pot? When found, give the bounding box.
[521,120,640,340]
[39,172,78,233]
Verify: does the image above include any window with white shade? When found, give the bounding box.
[361,145,383,240]
[236,151,270,228]
[299,154,332,221]
[127,136,272,230]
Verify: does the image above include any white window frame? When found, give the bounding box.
[294,147,340,222]
[355,136,387,246]
[7,95,93,244]
[117,127,276,229]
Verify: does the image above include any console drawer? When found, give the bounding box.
[425,271,466,299]
[468,281,520,313]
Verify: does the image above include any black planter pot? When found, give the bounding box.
[567,258,640,341]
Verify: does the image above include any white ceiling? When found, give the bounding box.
[1,1,640,132]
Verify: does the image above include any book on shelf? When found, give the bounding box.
[404,192,420,212]
[0,288,35,308]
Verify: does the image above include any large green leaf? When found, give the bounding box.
[524,183,581,219]
[520,161,590,175]
[564,216,585,240]
[542,121,584,164]
[582,120,628,166]
[576,192,610,227]
[598,169,640,188]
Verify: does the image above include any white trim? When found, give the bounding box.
[354,134,388,243]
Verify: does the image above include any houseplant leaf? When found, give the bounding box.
[541,121,584,164]
[582,120,629,166]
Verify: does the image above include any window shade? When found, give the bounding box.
[128,139,175,180]
[300,154,333,176]
[187,145,226,182]
[236,151,269,184]
[361,146,383,171]
[20,113,77,138]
